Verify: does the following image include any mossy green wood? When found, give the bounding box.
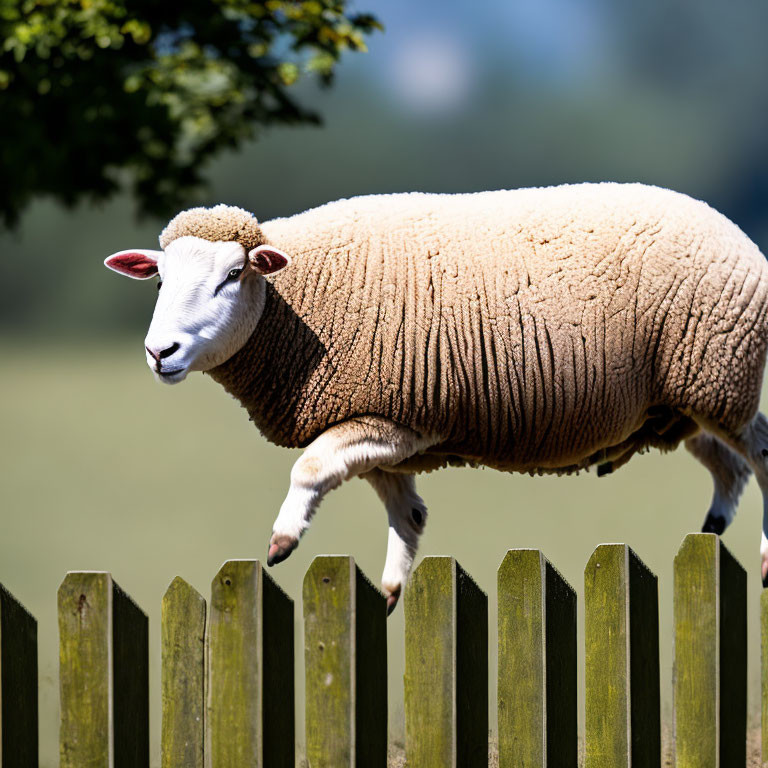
[58,572,149,768]
[585,544,660,768]
[585,546,629,768]
[304,557,353,767]
[674,533,746,768]
[59,572,112,768]
[404,556,488,768]
[0,583,38,768]
[161,577,206,768]
[762,590,768,764]
[303,556,387,768]
[674,534,718,767]
[405,558,454,768]
[207,560,294,768]
[497,550,577,768]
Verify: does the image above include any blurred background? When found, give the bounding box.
[3,0,768,764]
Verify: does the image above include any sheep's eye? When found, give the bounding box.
[214,267,244,296]
[156,280,163,292]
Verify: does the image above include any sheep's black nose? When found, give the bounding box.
[146,342,180,362]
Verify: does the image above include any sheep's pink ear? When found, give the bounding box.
[248,245,291,275]
[104,249,161,280]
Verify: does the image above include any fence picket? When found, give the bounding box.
[207,560,294,768]
[303,555,387,767]
[762,590,768,766]
[0,583,38,767]
[497,549,577,768]
[161,577,206,768]
[585,544,660,768]
[58,571,149,768]
[674,533,746,767]
[404,556,488,768]
[29,535,762,763]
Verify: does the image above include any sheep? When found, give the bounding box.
[105,182,768,612]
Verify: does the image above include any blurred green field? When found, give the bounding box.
[1,339,765,766]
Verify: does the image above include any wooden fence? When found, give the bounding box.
[0,533,761,766]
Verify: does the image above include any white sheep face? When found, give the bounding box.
[105,235,290,383]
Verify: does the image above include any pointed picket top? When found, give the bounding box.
[405,556,488,768]
[674,533,746,768]
[497,549,577,768]
[303,555,387,768]
[584,544,660,768]
[58,571,148,768]
[207,560,294,768]
[162,576,206,768]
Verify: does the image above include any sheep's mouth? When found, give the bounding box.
[158,368,185,379]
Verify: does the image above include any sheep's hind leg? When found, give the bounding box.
[267,416,435,590]
[362,468,427,614]
[712,413,768,585]
[685,432,752,535]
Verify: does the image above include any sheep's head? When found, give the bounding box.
[104,205,290,384]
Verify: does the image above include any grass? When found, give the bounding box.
[1,338,766,766]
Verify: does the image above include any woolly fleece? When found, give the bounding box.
[160,204,264,252]
[160,183,768,476]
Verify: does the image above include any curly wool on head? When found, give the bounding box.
[159,204,265,251]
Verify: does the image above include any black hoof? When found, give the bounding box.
[763,573,768,589]
[267,548,293,567]
[701,513,726,536]
[266,535,297,567]
[597,462,613,477]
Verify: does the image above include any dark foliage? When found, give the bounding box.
[0,0,380,225]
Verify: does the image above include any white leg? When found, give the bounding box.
[685,432,752,535]
[713,413,768,585]
[268,416,435,572]
[363,468,427,613]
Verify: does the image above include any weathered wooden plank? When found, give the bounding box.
[404,556,488,768]
[59,573,110,768]
[207,560,294,768]
[58,571,149,768]
[0,583,38,768]
[497,549,577,768]
[303,556,387,768]
[161,577,206,768]
[761,589,768,765]
[675,535,718,767]
[674,533,746,768]
[585,544,660,768]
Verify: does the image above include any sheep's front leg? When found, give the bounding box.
[267,416,435,582]
[363,468,427,614]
